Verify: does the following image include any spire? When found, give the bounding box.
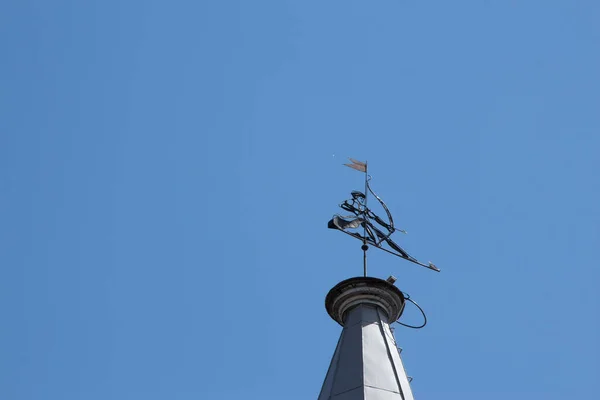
[318,277,414,400]
[319,160,439,398]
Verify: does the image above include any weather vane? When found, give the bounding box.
[328,158,440,276]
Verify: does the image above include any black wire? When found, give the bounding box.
[395,293,427,329]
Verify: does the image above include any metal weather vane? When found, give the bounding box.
[328,158,440,276]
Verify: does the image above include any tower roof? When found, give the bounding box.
[318,277,414,400]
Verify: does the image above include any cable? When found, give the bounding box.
[395,293,427,329]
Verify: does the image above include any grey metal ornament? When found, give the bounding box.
[328,158,440,274]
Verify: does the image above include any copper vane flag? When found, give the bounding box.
[344,158,367,173]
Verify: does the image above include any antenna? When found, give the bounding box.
[328,158,440,275]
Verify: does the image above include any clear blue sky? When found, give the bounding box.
[1,1,599,399]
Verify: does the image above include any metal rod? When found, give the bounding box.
[363,161,368,277]
[363,245,367,277]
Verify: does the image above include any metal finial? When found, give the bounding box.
[328,158,440,273]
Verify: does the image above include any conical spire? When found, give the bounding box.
[318,277,414,400]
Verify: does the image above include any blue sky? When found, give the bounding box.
[1,1,599,399]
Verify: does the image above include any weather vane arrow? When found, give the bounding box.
[328,158,440,276]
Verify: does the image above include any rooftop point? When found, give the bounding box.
[318,277,415,400]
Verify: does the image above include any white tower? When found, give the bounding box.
[318,277,414,400]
